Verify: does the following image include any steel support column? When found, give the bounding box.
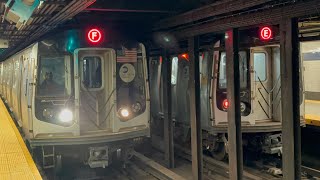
[225,28,243,180]
[161,49,175,168]
[280,18,301,180]
[188,36,203,180]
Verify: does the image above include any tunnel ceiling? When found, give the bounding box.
[0,0,223,60]
[1,0,319,60]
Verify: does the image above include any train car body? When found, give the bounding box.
[0,28,150,169]
[149,29,305,159]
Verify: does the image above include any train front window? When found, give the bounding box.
[218,51,248,89]
[116,44,147,120]
[36,56,72,97]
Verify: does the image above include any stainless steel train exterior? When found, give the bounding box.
[149,32,305,159]
[0,28,150,169]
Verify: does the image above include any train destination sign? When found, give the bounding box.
[87,28,102,43]
[260,26,272,40]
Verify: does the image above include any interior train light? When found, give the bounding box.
[222,99,230,110]
[260,26,272,40]
[87,28,102,43]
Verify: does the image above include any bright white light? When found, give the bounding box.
[120,108,130,118]
[59,109,73,122]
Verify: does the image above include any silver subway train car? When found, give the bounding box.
[149,29,305,160]
[0,28,150,169]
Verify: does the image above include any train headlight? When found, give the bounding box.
[240,102,246,113]
[119,108,130,118]
[59,109,73,122]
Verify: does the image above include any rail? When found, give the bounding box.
[130,150,185,180]
[302,165,320,178]
[175,145,268,180]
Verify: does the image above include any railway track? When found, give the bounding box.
[177,145,320,180]
[41,150,184,180]
[174,145,272,180]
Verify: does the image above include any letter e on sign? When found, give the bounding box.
[260,27,272,40]
[88,29,102,43]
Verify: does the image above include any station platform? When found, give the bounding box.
[0,99,42,179]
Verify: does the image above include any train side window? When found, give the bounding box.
[171,57,178,85]
[254,53,267,81]
[82,56,102,89]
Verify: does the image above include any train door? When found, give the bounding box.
[76,48,111,133]
[20,55,31,133]
[11,57,23,126]
[250,47,273,121]
[172,54,190,127]
[148,56,162,120]
[7,61,13,107]
[199,51,213,130]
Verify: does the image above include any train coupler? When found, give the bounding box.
[261,133,282,155]
[88,146,109,168]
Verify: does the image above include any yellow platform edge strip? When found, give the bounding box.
[305,114,320,127]
[305,99,320,104]
[0,99,42,180]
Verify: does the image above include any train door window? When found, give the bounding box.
[171,56,178,85]
[82,56,102,89]
[219,51,248,89]
[253,53,267,81]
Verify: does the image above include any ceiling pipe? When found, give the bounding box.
[85,8,174,13]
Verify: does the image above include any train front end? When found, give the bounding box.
[31,28,150,168]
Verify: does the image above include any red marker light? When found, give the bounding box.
[88,28,102,43]
[222,99,229,109]
[181,53,189,61]
[260,26,272,40]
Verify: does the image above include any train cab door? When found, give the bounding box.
[250,47,273,121]
[75,48,113,133]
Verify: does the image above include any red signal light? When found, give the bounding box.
[260,26,272,40]
[222,99,229,109]
[181,53,189,61]
[87,28,102,43]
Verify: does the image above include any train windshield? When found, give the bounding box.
[36,55,72,97]
[218,51,248,89]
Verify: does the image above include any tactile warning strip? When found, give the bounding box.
[0,99,42,180]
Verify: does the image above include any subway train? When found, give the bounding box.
[149,27,305,160]
[0,27,150,169]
